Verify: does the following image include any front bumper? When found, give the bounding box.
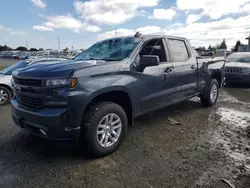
[225,74,250,84]
[11,98,81,140]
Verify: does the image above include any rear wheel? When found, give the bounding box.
[200,79,219,107]
[0,86,12,106]
[82,102,128,157]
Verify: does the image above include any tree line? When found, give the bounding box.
[196,39,242,52]
[0,45,44,52]
[1,38,243,53]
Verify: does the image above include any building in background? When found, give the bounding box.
[246,35,250,52]
[238,45,248,52]
[215,49,227,57]
[238,34,250,52]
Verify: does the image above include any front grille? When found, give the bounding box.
[225,67,242,74]
[16,94,44,109]
[13,77,43,87]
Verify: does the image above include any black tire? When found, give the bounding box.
[0,86,12,106]
[200,79,219,107]
[82,102,128,157]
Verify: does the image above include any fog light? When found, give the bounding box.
[40,129,47,136]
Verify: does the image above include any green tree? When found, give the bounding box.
[208,44,212,51]
[233,40,241,52]
[38,48,44,51]
[15,46,28,51]
[211,46,217,51]
[63,47,69,53]
[219,39,227,49]
[30,48,38,51]
[0,45,12,51]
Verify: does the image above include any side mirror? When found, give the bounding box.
[139,55,160,67]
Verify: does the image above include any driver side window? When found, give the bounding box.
[136,38,167,72]
[139,38,167,62]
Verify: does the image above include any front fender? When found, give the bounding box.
[68,74,137,129]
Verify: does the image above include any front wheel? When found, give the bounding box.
[82,102,128,157]
[0,86,12,106]
[200,79,219,107]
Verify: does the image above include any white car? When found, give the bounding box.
[0,58,66,106]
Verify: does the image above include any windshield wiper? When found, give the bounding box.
[99,58,119,61]
[89,58,107,61]
[75,58,107,61]
[75,57,120,61]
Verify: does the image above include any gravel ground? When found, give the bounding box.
[0,59,250,188]
[0,59,19,70]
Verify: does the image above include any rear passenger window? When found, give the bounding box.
[168,39,189,61]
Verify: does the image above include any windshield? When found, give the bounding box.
[74,37,142,61]
[0,61,28,75]
[227,54,250,63]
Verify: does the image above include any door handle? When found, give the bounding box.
[164,67,173,73]
[190,65,196,69]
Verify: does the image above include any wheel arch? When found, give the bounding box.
[83,87,135,127]
[210,71,223,87]
[0,84,13,96]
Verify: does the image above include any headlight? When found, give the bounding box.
[11,78,14,85]
[45,78,77,88]
[46,79,70,86]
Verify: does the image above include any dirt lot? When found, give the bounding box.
[0,59,19,70]
[0,60,250,188]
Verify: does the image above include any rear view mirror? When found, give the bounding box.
[144,45,162,51]
[152,45,161,50]
[139,55,160,67]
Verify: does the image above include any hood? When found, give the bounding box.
[12,60,106,79]
[226,62,250,68]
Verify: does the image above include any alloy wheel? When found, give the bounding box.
[96,113,122,148]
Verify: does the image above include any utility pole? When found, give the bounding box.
[26,40,28,50]
[57,36,60,51]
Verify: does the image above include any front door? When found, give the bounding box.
[134,38,175,114]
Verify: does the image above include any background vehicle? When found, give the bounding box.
[224,52,250,85]
[0,58,66,106]
[11,35,226,157]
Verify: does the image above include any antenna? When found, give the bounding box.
[26,40,28,50]
[57,36,60,51]
[134,31,142,37]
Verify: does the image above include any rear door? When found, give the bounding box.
[166,38,198,100]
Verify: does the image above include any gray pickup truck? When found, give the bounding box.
[11,34,225,157]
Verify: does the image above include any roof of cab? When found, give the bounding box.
[102,34,188,41]
[140,34,187,40]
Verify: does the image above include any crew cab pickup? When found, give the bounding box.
[11,35,226,157]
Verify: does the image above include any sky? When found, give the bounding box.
[0,0,250,50]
